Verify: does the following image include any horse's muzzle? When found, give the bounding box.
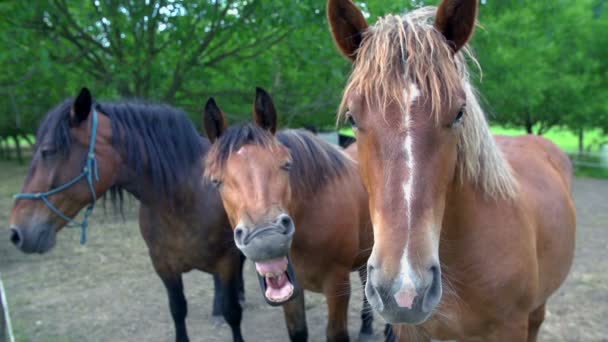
[9,224,56,254]
[233,213,295,261]
[365,262,442,324]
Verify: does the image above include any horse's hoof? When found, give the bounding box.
[211,315,225,327]
[358,332,375,342]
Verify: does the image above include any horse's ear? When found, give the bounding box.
[434,0,478,53]
[71,87,92,125]
[253,87,277,134]
[327,0,369,62]
[203,98,227,143]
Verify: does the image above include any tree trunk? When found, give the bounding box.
[525,118,534,134]
[12,135,23,164]
[21,134,34,147]
[4,139,11,161]
[578,128,584,156]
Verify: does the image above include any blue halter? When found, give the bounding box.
[14,109,100,244]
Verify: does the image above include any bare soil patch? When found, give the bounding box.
[1,161,606,341]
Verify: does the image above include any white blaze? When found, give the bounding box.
[399,83,420,289]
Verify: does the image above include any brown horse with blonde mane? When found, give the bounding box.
[202,88,378,341]
[327,0,576,340]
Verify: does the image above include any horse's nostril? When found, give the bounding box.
[10,228,23,247]
[428,265,440,289]
[422,264,442,312]
[234,227,245,244]
[276,214,293,233]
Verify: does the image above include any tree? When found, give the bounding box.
[475,0,608,141]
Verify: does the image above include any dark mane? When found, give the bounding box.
[36,98,205,206]
[206,123,352,195]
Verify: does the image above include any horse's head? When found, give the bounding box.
[328,0,478,324]
[204,88,298,305]
[10,88,120,253]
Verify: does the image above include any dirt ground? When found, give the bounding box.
[1,160,607,342]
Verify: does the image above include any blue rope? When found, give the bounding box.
[14,109,100,244]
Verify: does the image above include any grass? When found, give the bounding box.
[0,135,35,148]
[491,126,606,153]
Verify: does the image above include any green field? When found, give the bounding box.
[0,135,35,148]
[491,127,606,153]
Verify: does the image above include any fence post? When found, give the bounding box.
[0,273,15,342]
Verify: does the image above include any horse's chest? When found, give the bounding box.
[141,219,231,271]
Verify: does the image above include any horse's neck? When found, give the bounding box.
[115,160,206,211]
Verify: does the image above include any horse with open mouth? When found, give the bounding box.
[327,0,576,340]
[9,88,246,342]
[203,88,378,341]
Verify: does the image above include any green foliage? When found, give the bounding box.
[0,0,605,153]
[475,0,608,138]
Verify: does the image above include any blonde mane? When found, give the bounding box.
[338,6,517,199]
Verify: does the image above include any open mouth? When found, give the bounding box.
[254,256,298,305]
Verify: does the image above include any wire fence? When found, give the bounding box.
[568,149,608,169]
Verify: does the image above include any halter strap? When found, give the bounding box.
[14,109,100,244]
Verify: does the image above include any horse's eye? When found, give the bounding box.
[211,179,223,188]
[346,111,357,128]
[41,148,57,159]
[450,108,465,128]
[281,161,292,172]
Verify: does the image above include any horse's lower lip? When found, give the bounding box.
[372,296,433,325]
[256,256,299,306]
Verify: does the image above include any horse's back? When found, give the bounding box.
[496,134,576,303]
[496,134,573,190]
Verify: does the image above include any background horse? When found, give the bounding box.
[202,88,376,341]
[327,0,576,340]
[9,88,245,342]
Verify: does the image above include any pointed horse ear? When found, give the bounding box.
[327,0,369,62]
[71,87,93,125]
[203,98,227,143]
[253,87,277,134]
[434,0,478,53]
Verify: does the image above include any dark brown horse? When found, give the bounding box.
[9,88,245,342]
[328,0,576,340]
[202,88,377,341]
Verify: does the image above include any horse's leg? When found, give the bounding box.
[211,255,244,325]
[211,273,225,326]
[159,273,189,342]
[324,271,351,342]
[217,253,244,342]
[281,290,308,341]
[357,267,373,339]
[527,303,546,342]
[238,251,246,304]
[384,324,397,342]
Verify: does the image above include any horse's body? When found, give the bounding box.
[327,1,576,340]
[203,90,376,341]
[393,134,575,341]
[9,89,245,342]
